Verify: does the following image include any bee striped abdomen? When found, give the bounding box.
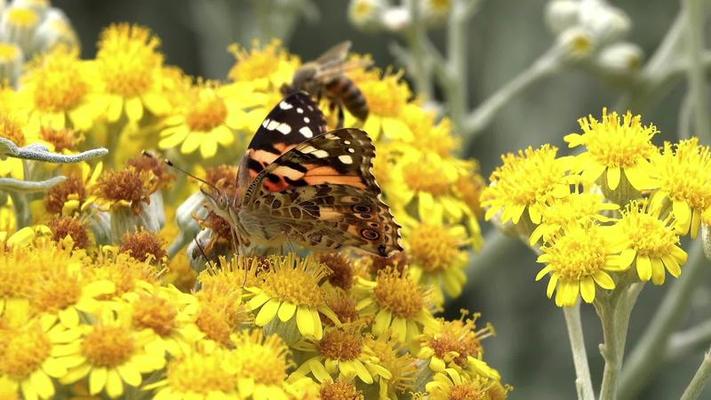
[325,76,369,121]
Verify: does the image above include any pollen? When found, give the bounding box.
[119,230,167,263]
[325,289,358,325]
[96,168,144,202]
[0,115,25,146]
[166,351,236,393]
[231,331,290,385]
[82,326,135,368]
[185,85,228,132]
[132,294,177,336]
[261,256,330,307]
[428,315,493,367]
[449,384,485,400]
[0,249,35,301]
[32,264,81,313]
[319,252,355,290]
[544,226,610,281]
[49,216,90,248]
[358,71,410,116]
[373,268,424,319]
[318,325,363,361]
[0,324,51,379]
[97,24,162,98]
[402,160,452,196]
[30,48,89,113]
[320,380,365,400]
[46,175,86,214]
[618,203,678,259]
[40,127,81,153]
[88,252,160,297]
[228,39,291,82]
[195,289,248,347]
[408,224,460,272]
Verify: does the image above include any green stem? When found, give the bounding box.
[684,0,711,144]
[619,242,706,400]
[444,0,475,132]
[680,348,711,400]
[596,282,644,400]
[563,304,596,400]
[405,0,433,100]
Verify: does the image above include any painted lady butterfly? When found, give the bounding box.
[201,91,402,257]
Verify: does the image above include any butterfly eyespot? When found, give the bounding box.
[361,228,380,240]
[271,199,282,209]
[352,204,371,213]
[367,222,379,228]
[360,213,372,220]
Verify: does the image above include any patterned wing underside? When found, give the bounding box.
[243,128,402,257]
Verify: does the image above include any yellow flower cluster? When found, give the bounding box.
[483,109,707,307]
[0,23,507,399]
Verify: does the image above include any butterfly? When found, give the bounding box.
[201,91,402,258]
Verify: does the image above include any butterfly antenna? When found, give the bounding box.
[193,237,217,271]
[142,150,220,192]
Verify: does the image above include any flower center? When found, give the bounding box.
[373,269,424,318]
[655,140,711,211]
[186,96,227,132]
[320,252,354,290]
[449,384,485,400]
[96,168,147,203]
[49,216,90,248]
[547,229,608,281]
[32,52,89,113]
[0,324,51,379]
[40,127,80,152]
[82,326,135,368]
[120,230,166,263]
[46,175,86,214]
[428,321,484,367]
[325,290,358,325]
[318,328,363,361]
[132,295,177,336]
[262,266,324,307]
[228,40,287,82]
[6,7,39,28]
[0,116,25,146]
[195,292,246,346]
[360,74,409,116]
[32,267,81,312]
[579,111,658,168]
[402,161,451,196]
[320,380,364,400]
[231,333,288,385]
[621,212,676,258]
[97,24,162,98]
[408,224,461,272]
[0,42,20,61]
[167,352,236,393]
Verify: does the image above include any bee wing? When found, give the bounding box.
[315,41,352,66]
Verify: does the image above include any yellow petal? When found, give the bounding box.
[296,307,315,337]
[546,274,559,298]
[580,277,596,303]
[277,302,296,322]
[636,255,652,281]
[117,363,142,387]
[106,369,124,398]
[607,166,621,190]
[125,97,144,122]
[200,139,218,159]
[30,370,54,398]
[180,134,201,154]
[89,367,107,395]
[650,258,666,285]
[254,299,280,326]
[673,200,692,234]
[107,96,123,122]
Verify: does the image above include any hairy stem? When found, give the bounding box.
[564,304,596,400]
[684,0,711,143]
[680,347,711,400]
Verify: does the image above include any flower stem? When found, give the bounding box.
[680,347,711,400]
[405,0,433,101]
[666,319,711,362]
[684,0,711,144]
[596,282,644,400]
[619,242,706,400]
[563,304,596,400]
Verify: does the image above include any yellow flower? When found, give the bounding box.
[0,312,80,400]
[482,145,572,225]
[18,46,102,131]
[353,69,413,141]
[529,191,618,245]
[146,347,240,399]
[399,102,458,156]
[649,138,711,238]
[84,248,161,299]
[159,81,251,159]
[425,366,510,400]
[92,166,159,214]
[367,335,418,399]
[227,39,299,90]
[400,202,472,299]
[614,201,687,285]
[293,323,392,385]
[0,113,30,179]
[356,268,437,342]
[246,254,338,341]
[44,161,102,216]
[536,224,627,307]
[95,24,171,123]
[60,306,166,398]
[565,109,658,191]
[318,379,365,400]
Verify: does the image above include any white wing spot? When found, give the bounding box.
[347,148,355,153]
[276,123,291,134]
[266,120,280,131]
[344,140,351,145]
[301,145,318,153]
[304,117,310,123]
[338,155,353,164]
[299,126,314,138]
[297,107,304,114]
[312,149,329,158]
[279,101,293,110]
[262,119,270,128]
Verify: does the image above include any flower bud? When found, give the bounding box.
[595,42,643,78]
[87,210,112,245]
[556,26,595,63]
[348,0,387,31]
[545,0,580,34]
[11,0,49,19]
[109,202,162,244]
[0,40,22,87]
[421,0,455,26]
[578,0,630,45]
[176,191,207,235]
[32,8,79,54]
[381,6,411,32]
[0,5,40,53]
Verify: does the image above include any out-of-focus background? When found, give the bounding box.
[53,1,706,398]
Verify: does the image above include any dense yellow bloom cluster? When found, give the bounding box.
[483,109,704,307]
[0,23,507,399]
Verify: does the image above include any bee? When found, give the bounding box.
[282,41,370,128]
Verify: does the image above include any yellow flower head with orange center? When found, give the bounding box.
[193,270,250,348]
[614,201,687,285]
[399,103,458,156]
[536,224,627,307]
[426,367,509,400]
[0,113,29,179]
[20,46,101,131]
[418,312,494,372]
[565,109,658,191]
[92,166,159,214]
[482,145,572,225]
[227,39,299,90]
[367,335,418,397]
[355,69,413,141]
[230,330,297,398]
[246,254,337,341]
[85,248,160,298]
[96,24,171,122]
[649,138,711,238]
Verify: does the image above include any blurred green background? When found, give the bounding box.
[54,1,706,398]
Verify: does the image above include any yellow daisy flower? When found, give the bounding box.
[367,335,418,399]
[356,267,437,342]
[425,366,510,400]
[292,323,392,385]
[246,254,339,341]
[44,161,102,217]
[351,69,413,141]
[94,24,171,123]
[399,102,458,156]
[92,165,159,214]
[18,46,103,132]
[565,109,658,191]
[482,145,573,226]
[227,39,300,90]
[60,306,166,399]
[648,138,711,238]
[84,248,161,299]
[0,310,81,400]
[614,201,687,285]
[0,112,30,179]
[158,81,252,160]
[535,223,628,307]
